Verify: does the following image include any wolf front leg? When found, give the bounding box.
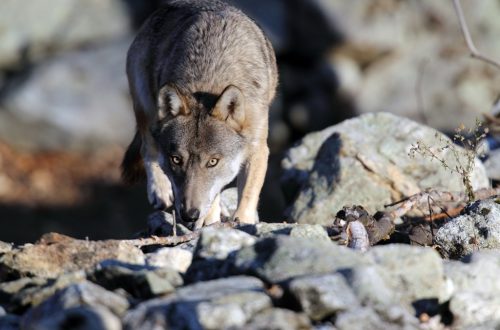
[141,133,174,210]
[234,144,269,224]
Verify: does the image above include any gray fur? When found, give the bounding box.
[123,0,278,224]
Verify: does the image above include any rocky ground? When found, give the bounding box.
[1,113,500,329]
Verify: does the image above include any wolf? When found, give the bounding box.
[121,0,278,229]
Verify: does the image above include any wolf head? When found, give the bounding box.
[152,85,246,223]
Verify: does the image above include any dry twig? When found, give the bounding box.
[452,0,500,70]
[125,221,239,248]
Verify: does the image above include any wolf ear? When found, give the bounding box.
[158,85,189,120]
[211,85,246,131]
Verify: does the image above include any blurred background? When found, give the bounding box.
[0,0,499,243]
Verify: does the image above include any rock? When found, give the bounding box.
[0,40,135,151]
[195,226,256,260]
[0,314,19,330]
[124,276,271,329]
[484,149,500,181]
[444,251,500,327]
[239,222,330,240]
[88,260,182,299]
[147,211,192,237]
[244,308,312,330]
[0,242,12,254]
[289,273,359,321]
[283,113,490,225]
[367,245,447,304]
[11,271,86,312]
[145,247,193,273]
[448,292,500,329]
[435,197,500,259]
[22,305,121,330]
[0,277,47,308]
[329,1,500,131]
[231,236,371,283]
[21,281,129,327]
[239,222,297,237]
[335,307,417,330]
[0,233,145,280]
[0,0,131,68]
[289,224,330,241]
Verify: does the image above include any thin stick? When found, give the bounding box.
[124,221,239,248]
[452,0,500,70]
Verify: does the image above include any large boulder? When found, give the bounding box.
[283,112,490,225]
[0,41,134,151]
[329,0,500,131]
[435,197,500,259]
[0,233,144,280]
[0,0,131,69]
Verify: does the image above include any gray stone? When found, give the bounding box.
[88,261,183,299]
[484,149,500,181]
[147,211,192,237]
[449,292,500,328]
[367,245,447,303]
[283,113,490,225]
[290,224,330,241]
[240,222,297,237]
[0,0,131,68]
[289,273,359,320]
[0,314,19,330]
[0,40,135,151]
[335,307,418,330]
[435,197,500,259]
[124,276,270,330]
[444,252,500,327]
[146,246,193,273]
[0,233,145,280]
[22,306,121,330]
[232,236,371,283]
[21,281,129,327]
[328,1,500,131]
[12,271,86,311]
[195,226,256,260]
[0,241,12,254]
[244,308,312,330]
[0,276,47,307]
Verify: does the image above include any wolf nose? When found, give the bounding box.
[182,208,200,222]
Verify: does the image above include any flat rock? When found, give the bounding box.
[124,276,270,330]
[244,308,312,330]
[0,242,12,254]
[367,245,447,304]
[484,149,500,181]
[289,273,359,320]
[435,197,500,259]
[282,113,490,225]
[0,0,130,68]
[145,246,193,273]
[88,260,183,299]
[0,233,145,280]
[22,305,121,330]
[444,251,500,327]
[231,236,370,283]
[195,226,256,260]
[10,271,86,312]
[335,307,418,330]
[21,281,129,327]
[0,40,135,151]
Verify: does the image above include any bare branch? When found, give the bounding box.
[452,0,500,70]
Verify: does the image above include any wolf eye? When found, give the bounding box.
[170,155,182,165]
[207,158,219,167]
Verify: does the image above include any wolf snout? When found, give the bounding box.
[180,207,200,222]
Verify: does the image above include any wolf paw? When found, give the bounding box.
[147,174,174,210]
[233,209,259,225]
